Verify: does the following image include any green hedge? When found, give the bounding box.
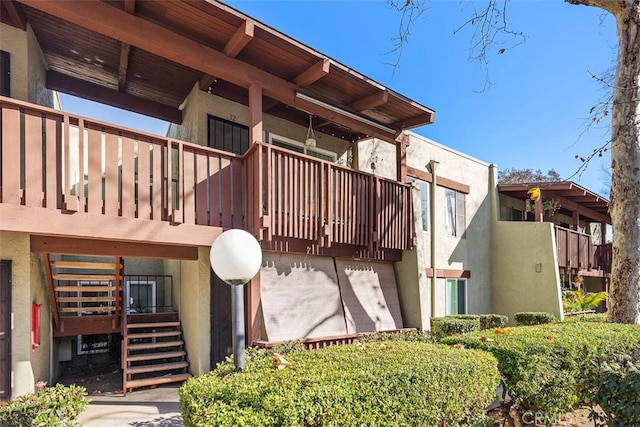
[180,342,500,426]
[514,311,556,326]
[588,352,640,427]
[431,314,509,340]
[0,383,89,427]
[480,314,508,329]
[442,322,640,418]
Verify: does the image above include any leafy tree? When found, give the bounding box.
[393,0,639,324]
[498,168,562,184]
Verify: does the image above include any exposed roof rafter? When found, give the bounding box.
[200,20,254,91]
[47,71,182,123]
[2,0,27,30]
[350,90,388,112]
[117,0,135,91]
[17,0,397,140]
[292,58,330,88]
[393,112,435,129]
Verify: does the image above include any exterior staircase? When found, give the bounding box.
[44,254,122,336]
[122,313,191,395]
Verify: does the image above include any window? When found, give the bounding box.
[408,177,429,232]
[0,51,9,97]
[268,133,337,162]
[207,115,249,155]
[446,278,467,315]
[444,189,466,237]
[510,208,523,221]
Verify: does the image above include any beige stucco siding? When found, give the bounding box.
[168,86,351,162]
[491,221,564,322]
[355,138,397,180]
[177,248,210,375]
[0,232,51,398]
[406,134,494,316]
[0,23,54,107]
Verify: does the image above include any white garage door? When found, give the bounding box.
[260,253,348,341]
[335,259,404,333]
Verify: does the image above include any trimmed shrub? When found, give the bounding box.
[180,342,501,426]
[480,314,508,329]
[431,316,480,340]
[358,329,433,343]
[442,322,640,419]
[562,313,608,323]
[0,383,89,427]
[514,311,556,326]
[587,351,640,427]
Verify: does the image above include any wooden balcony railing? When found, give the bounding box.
[245,142,414,251]
[0,97,243,229]
[1,97,412,252]
[554,225,611,272]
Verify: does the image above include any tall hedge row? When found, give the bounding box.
[180,342,500,427]
[442,322,640,418]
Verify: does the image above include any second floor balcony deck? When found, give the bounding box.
[554,225,611,275]
[0,97,413,259]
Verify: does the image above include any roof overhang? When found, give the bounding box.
[498,181,611,224]
[7,0,435,142]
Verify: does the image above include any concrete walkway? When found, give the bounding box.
[78,385,183,426]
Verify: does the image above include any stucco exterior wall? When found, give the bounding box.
[406,134,494,316]
[178,248,210,375]
[355,138,397,180]
[0,23,29,102]
[394,182,431,330]
[0,232,51,398]
[168,86,351,162]
[491,221,564,323]
[26,25,54,107]
[0,23,54,107]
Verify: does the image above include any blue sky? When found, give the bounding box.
[60,0,616,195]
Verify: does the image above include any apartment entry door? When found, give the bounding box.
[0,261,11,401]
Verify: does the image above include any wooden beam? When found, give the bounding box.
[425,268,471,278]
[123,0,135,14]
[554,195,611,224]
[396,132,409,183]
[262,98,280,113]
[117,43,131,91]
[292,58,330,88]
[249,83,262,143]
[117,0,135,91]
[350,90,388,112]
[1,203,218,251]
[200,20,255,92]
[199,74,216,92]
[53,315,120,337]
[1,0,27,31]
[31,235,199,260]
[46,71,182,123]
[19,0,397,140]
[224,20,254,58]
[393,112,435,129]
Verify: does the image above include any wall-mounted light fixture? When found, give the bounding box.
[295,91,396,134]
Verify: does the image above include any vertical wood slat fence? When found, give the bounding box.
[0,97,243,229]
[245,142,414,251]
[554,225,611,272]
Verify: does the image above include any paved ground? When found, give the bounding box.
[78,385,184,426]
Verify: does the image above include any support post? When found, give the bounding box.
[231,284,246,371]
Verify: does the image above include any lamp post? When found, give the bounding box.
[209,229,262,371]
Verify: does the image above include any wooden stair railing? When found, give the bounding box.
[122,314,191,395]
[45,255,122,336]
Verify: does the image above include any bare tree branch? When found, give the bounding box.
[386,0,427,71]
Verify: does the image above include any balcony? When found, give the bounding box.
[554,225,611,274]
[0,97,413,256]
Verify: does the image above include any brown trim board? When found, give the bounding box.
[407,167,470,194]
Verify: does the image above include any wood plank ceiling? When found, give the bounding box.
[10,0,436,142]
